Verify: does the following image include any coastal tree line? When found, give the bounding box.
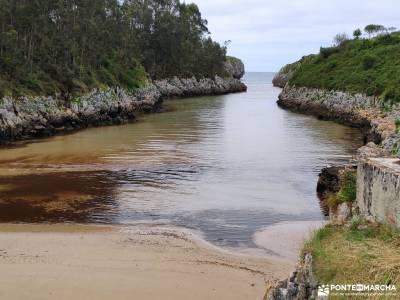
[0,0,228,98]
[333,24,397,47]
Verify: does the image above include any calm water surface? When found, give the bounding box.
[0,73,362,249]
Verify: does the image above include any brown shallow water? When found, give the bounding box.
[0,73,363,250]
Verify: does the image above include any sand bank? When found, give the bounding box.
[0,224,293,300]
[253,221,326,261]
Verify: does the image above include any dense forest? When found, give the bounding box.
[0,0,228,99]
[289,26,400,105]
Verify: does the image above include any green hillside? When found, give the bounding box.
[289,29,400,105]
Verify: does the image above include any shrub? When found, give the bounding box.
[19,75,42,93]
[319,46,339,59]
[362,54,378,69]
[395,119,400,134]
[383,86,400,104]
[337,170,357,203]
[326,60,338,70]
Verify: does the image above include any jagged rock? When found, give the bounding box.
[272,61,302,88]
[224,56,245,79]
[317,167,342,196]
[358,142,390,159]
[265,253,318,300]
[272,74,290,88]
[0,76,247,143]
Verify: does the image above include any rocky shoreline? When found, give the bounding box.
[277,85,400,153]
[267,75,400,299]
[265,254,317,300]
[0,76,246,143]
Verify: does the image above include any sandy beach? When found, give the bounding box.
[253,221,326,261]
[0,224,297,300]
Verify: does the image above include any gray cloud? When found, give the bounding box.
[191,0,400,71]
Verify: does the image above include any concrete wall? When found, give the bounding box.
[357,158,400,227]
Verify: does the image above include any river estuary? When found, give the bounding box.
[0,73,362,251]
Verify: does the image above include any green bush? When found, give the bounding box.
[337,170,357,203]
[320,46,339,58]
[362,54,378,69]
[395,119,400,134]
[384,86,400,104]
[19,75,42,93]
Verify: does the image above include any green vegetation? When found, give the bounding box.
[326,169,357,210]
[396,119,400,134]
[225,56,241,66]
[337,170,357,203]
[276,59,302,77]
[0,0,228,99]
[289,25,400,105]
[303,221,400,295]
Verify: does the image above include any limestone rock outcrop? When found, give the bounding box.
[272,61,302,88]
[224,56,245,79]
[0,76,247,142]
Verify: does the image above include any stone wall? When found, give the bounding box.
[0,76,246,143]
[357,157,400,227]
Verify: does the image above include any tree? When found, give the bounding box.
[333,33,349,47]
[0,0,228,97]
[353,28,362,39]
[364,24,386,38]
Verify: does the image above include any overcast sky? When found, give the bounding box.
[190,0,400,71]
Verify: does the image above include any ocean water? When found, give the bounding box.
[0,72,362,250]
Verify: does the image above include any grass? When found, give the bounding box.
[325,169,357,210]
[303,221,400,298]
[337,170,357,203]
[289,32,400,106]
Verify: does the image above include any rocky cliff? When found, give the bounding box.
[224,56,245,79]
[272,60,304,88]
[0,76,246,143]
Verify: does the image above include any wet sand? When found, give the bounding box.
[0,224,293,300]
[253,221,326,261]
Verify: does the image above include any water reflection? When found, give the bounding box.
[0,73,363,249]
